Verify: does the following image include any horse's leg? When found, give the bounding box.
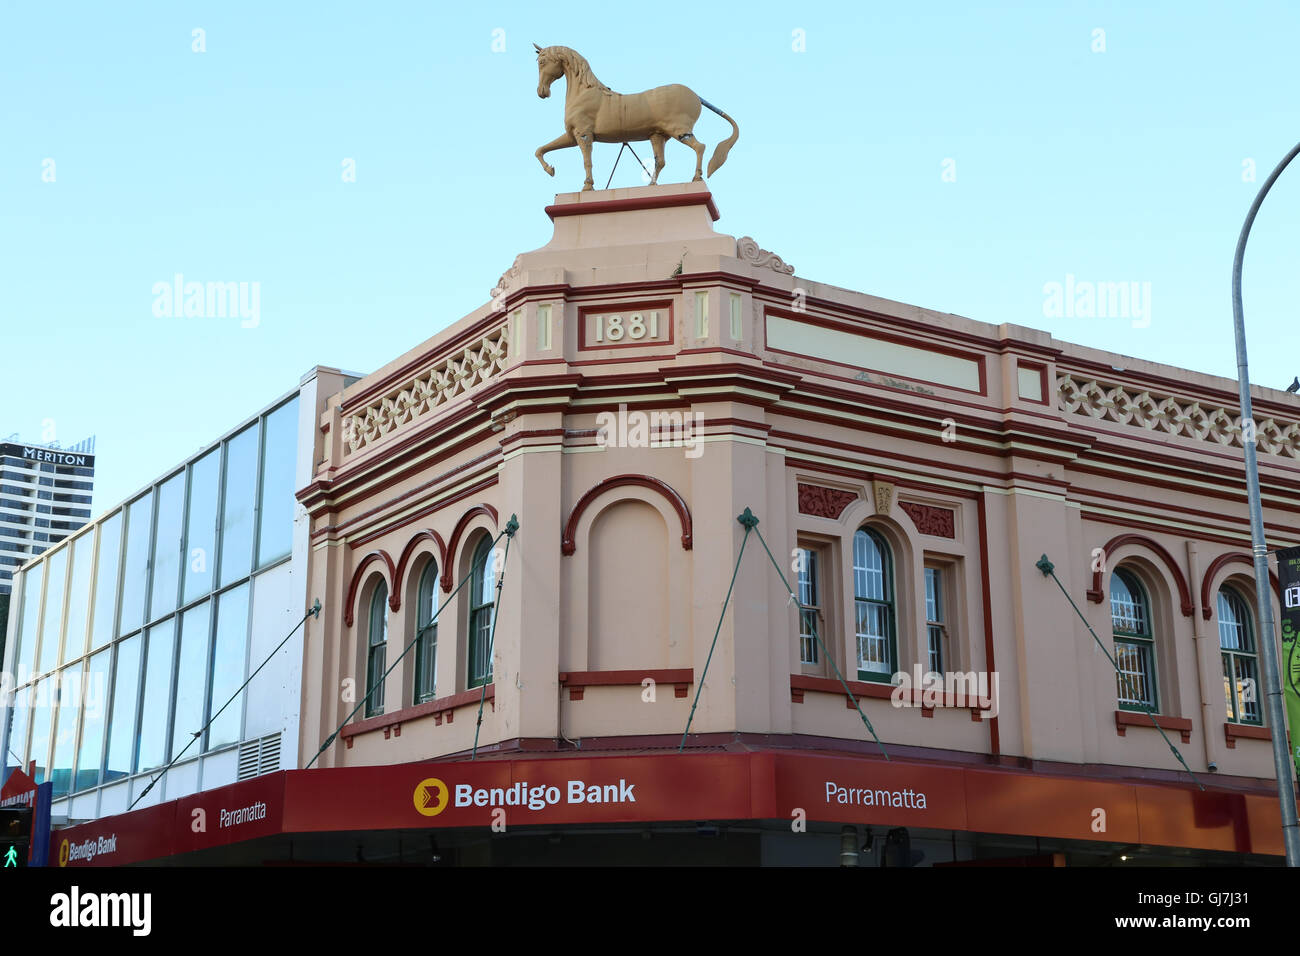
[576,128,595,190]
[678,132,706,182]
[649,134,666,185]
[535,130,576,177]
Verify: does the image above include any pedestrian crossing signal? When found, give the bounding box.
[1,808,33,868]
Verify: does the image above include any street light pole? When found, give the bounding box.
[1230,139,1300,867]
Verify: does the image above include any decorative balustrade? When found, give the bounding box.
[1057,374,1300,459]
[341,324,510,456]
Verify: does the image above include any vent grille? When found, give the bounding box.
[237,731,282,780]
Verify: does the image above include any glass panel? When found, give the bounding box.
[37,546,68,675]
[208,584,249,750]
[6,684,31,768]
[797,549,818,666]
[50,664,83,798]
[366,584,387,717]
[149,472,185,622]
[468,539,494,687]
[15,563,44,682]
[1233,654,1260,724]
[856,600,891,674]
[119,493,155,636]
[1115,640,1154,708]
[62,533,94,664]
[1223,652,1235,721]
[853,530,886,601]
[257,397,299,567]
[137,618,176,771]
[75,649,111,791]
[1110,572,1147,635]
[183,450,220,603]
[925,568,942,623]
[104,633,143,782]
[415,564,438,702]
[220,424,259,587]
[1217,590,1252,652]
[28,679,53,784]
[90,513,123,650]
[172,601,211,760]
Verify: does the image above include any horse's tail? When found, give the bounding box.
[700,97,739,177]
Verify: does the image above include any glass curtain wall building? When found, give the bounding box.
[0,368,351,821]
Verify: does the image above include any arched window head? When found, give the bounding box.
[414,562,439,704]
[366,581,388,717]
[852,527,896,682]
[467,537,495,689]
[1110,568,1155,710]
[1218,587,1260,724]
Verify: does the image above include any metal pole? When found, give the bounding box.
[1230,139,1300,866]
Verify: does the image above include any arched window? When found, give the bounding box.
[365,582,388,717]
[1110,569,1155,710]
[414,562,439,704]
[853,528,896,682]
[467,538,495,689]
[1218,587,1260,725]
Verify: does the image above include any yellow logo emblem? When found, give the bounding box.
[58,839,69,867]
[413,778,449,817]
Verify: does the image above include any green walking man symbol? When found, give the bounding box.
[3,845,17,867]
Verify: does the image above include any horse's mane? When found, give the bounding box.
[548,46,610,93]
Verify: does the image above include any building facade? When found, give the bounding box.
[44,185,1300,866]
[0,437,96,595]
[1,368,351,827]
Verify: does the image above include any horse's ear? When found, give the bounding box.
[533,42,542,53]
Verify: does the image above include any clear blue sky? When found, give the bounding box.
[3,1,1298,513]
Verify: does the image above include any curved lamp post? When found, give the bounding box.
[1231,140,1300,866]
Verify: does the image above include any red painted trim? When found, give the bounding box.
[1087,533,1195,616]
[1115,710,1193,743]
[577,299,675,351]
[394,530,449,604]
[441,504,499,593]
[339,684,496,741]
[1224,722,1270,748]
[1016,360,1051,407]
[343,551,397,628]
[789,674,990,715]
[562,474,692,556]
[545,191,720,222]
[342,473,498,549]
[1198,552,1283,620]
[559,669,693,687]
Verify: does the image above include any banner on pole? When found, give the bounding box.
[1275,546,1300,777]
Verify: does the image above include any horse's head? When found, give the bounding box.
[534,44,563,99]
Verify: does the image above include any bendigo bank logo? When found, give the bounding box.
[414,778,450,817]
[412,775,638,817]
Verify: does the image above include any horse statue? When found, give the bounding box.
[533,44,739,191]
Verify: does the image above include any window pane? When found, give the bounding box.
[15,563,44,681]
[208,584,249,750]
[105,633,142,782]
[367,584,388,717]
[172,601,211,760]
[137,618,176,771]
[119,493,155,636]
[797,549,818,666]
[853,530,886,601]
[220,425,259,587]
[1110,572,1147,635]
[149,472,185,622]
[28,679,52,783]
[75,649,111,791]
[38,546,68,675]
[50,664,83,798]
[183,450,220,603]
[62,533,94,664]
[856,599,891,674]
[416,564,438,702]
[1115,641,1154,707]
[925,567,942,623]
[1233,654,1260,724]
[90,513,122,650]
[257,397,299,567]
[6,684,31,769]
